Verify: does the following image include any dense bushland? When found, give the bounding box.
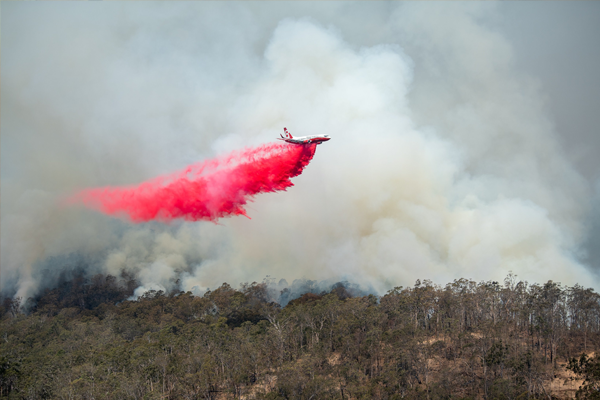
[2,273,600,399]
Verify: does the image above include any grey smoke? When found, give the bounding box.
[2,2,600,300]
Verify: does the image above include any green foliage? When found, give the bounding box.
[2,274,600,398]
[569,354,600,399]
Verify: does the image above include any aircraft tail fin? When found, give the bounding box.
[284,127,293,138]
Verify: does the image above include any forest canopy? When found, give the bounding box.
[2,273,600,399]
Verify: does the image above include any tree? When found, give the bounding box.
[568,353,600,399]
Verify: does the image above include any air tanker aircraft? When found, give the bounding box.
[278,128,331,145]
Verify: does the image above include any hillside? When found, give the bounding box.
[2,274,600,399]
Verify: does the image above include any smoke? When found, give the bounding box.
[68,142,317,222]
[2,2,599,301]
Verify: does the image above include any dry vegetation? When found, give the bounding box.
[2,273,600,399]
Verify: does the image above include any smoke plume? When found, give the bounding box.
[68,142,317,223]
[2,2,600,301]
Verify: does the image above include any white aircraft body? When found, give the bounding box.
[277,127,331,145]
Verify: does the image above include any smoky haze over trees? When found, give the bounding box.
[2,2,600,302]
[3,273,600,398]
[3,3,600,397]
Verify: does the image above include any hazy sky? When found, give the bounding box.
[2,2,599,299]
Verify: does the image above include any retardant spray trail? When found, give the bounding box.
[68,142,317,222]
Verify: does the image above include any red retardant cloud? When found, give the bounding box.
[68,142,317,222]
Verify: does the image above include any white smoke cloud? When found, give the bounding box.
[2,2,598,300]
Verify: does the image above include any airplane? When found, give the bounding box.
[277,127,331,145]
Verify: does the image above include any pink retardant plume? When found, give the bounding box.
[67,142,317,222]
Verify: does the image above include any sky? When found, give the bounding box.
[2,1,600,300]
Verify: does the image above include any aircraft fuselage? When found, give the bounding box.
[277,128,331,145]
